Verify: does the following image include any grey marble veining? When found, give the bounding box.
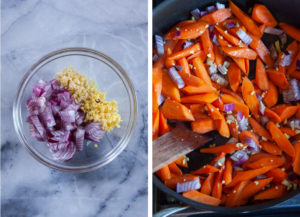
[1,0,148,216]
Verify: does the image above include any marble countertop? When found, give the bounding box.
[1,0,147,216]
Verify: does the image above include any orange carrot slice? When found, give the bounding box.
[242,77,260,118]
[153,60,163,112]
[201,173,215,195]
[227,62,241,92]
[161,70,181,102]
[255,58,269,91]
[249,117,272,141]
[200,29,215,61]
[215,26,246,47]
[192,165,220,175]
[294,142,300,175]
[191,118,216,134]
[215,116,230,138]
[279,22,300,42]
[266,168,287,183]
[260,141,282,156]
[224,158,233,185]
[246,156,285,169]
[153,110,160,140]
[174,156,188,168]
[206,103,223,120]
[214,45,225,66]
[254,184,286,200]
[157,165,172,181]
[264,107,281,123]
[161,99,195,121]
[200,143,247,154]
[183,190,221,206]
[181,85,216,95]
[212,170,224,199]
[159,110,171,136]
[192,57,212,86]
[239,178,273,201]
[273,104,298,122]
[168,162,183,176]
[263,81,278,108]
[225,180,249,207]
[221,94,249,118]
[165,174,198,189]
[181,92,219,104]
[201,8,232,24]
[168,43,201,60]
[266,69,290,90]
[222,47,257,60]
[232,57,247,74]
[252,4,277,27]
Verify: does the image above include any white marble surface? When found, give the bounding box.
[1,0,148,216]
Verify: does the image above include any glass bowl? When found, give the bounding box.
[13,47,138,172]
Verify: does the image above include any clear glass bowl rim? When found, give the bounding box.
[13,47,138,173]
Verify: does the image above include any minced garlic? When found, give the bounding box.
[56,66,121,131]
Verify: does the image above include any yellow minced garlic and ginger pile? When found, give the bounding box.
[56,66,121,131]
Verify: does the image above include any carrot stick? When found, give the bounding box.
[183,190,221,206]
[294,142,300,175]
[227,62,241,92]
[287,46,300,75]
[228,121,239,139]
[168,43,201,60]
[239,131,260,147]
[232,57,247,74]
[165,174,198,189]
[156,165,172,181]
[254,184,286,200]
[221,94,249,118]
[267,121,295,157]
[164,20,195,40]
[242,153,273,169]
[201,29,215,61]
[226,166,277,187]
[181,92,219,104]
[259,24,266,35]
[212,169,224,200]
[161,70,181,102]
[266,69,290,90]
[192,57,212,86]
[168,162,183,176]
[190,104,208,120]
[186,50,206,62]
[273,104,298,123]
[264,107,281,123]
[252,4,277,27]
[217,33,231,47]
[214,45,225,66]
[212,97,225,112]
[249,117,272,141]
[242,77,260,118]
[263,81,278,108]
[261,141,282,156]
[159,110,171,136]
[215,115,230,138]
[206,103,223,120]
[153,60,163,112]
[201,173,215,195]
[245,58,250,76]
[255,58,269,91]
[178,57,204,87]
[246,156,285,169]
[153,110,160,140]
[191,118,216,134]
[201,8,232,24]
[215,26,246,47]
[279,22,300,42]
[174,156,188,168]
[222,46,257,60]
[200,143,247,154]
[192,165,220,175]
[226,180,249,207]
[239,178,273,201]
[161,99,195,121]
[266,168,287,183]
[165,20,209,40]
[181,85,216,95]
[280,127,297,137]
[220,86,244,102]
[229,0,261,37]
[224,158,233,185]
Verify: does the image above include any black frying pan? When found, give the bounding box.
[153,0,300,213]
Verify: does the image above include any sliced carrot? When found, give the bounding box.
[217,33,231,47]
[226,180,249,207]
[214,45,225,66]
[254,184,286,200]
[200,143,247,154]
[290,71,300,79]
[192,57,212,86]
[273,104,298,122]
[287,46,300,75]
[228,26,247,38]
[249,117,272,141]
[191,118,216,134]
[206,103,223,120]
[165,20,209,40]
[263,81,278,108]
[173,39,186,53]
[222,47,257,60]
[190,104,208,120]
[164,20,195,40]
[226,166,277,187]
[229,0,261,37]
[201,173,215,195]
[264,107,281,123]
[181,85,216,95]
[215,26,246,47]
[294,142,300,175]
[221,94,249,118]
[201,8,232,24]
[239,178,273,201]
[153,60,163,112]
[161,70,181,101]
[156,165,171,181]
[246,156,284,169]
[215,116,230,138]
[261,141,282,156]
[161,99,195,121]
[232,57,247,74]
[227,62,241,92]
[245,58,250,75]
[181,92,219,104]
[178,57,204,87]
[242,77,260,118]
[212,97,225,112]
[201,29,215,61]
[228,121,239,139]
[266,69,290,90]
[153,110,160,140]
[259,24,266,35]
[192,165,219,175]
[165,174,198,189]
[239,131,260,148]
[174,156,188,168]
[211,152,226,167]
[266,168,287,183]
[159,110,171,136]
[287,40,299,61]
[280,127,297,137]
[183,190,221,206]
[224,158,233,185]
[186,50,207,62]
[212,170,224,199]
[279,22,300,42]
[164,40,178,53]
[242,153,273,169]
[267,121,295,157]
[255,58,269,91]
[168,43,201,60]
[168,162,183,176]
[219,86,244,102]
[252,4,277,27]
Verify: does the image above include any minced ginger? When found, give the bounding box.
[56,66,121,131]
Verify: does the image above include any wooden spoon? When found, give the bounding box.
[153,123,212,172]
